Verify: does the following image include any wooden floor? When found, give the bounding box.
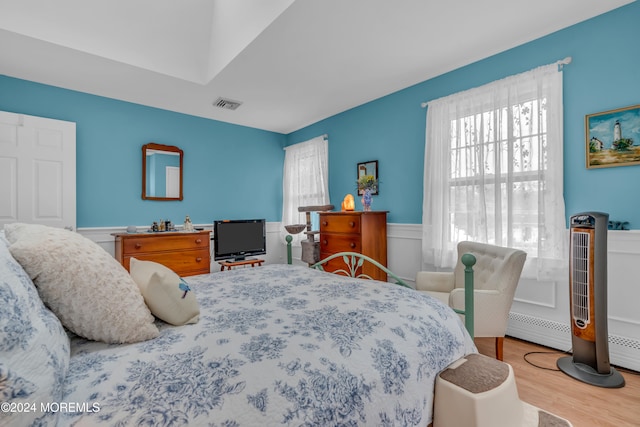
[475,337,640,427]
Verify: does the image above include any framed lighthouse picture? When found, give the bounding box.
[586,104,640,169]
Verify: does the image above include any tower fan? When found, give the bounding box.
[557,212,625,388]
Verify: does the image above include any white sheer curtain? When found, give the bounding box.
[282,135,330,244]
[422,63,566,280]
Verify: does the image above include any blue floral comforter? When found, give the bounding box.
[61,264,476,426]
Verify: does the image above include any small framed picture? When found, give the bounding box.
[586,104,640,169]
[357,160,378,195]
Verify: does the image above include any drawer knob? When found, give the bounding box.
[135,243,142,249]
[196,257,202,262]
[322,240,328,245]
[350,242,356,248]
[195,239,202,244]
[349,221,355,227]
[322,221,328,226]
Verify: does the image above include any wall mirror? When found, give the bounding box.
[142,142,183,200]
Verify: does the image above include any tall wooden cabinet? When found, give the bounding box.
[318,211,388,281]
[113,231,210,277]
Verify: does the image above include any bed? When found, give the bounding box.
[1,224,476,427]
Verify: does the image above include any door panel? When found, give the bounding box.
[166,166,180,198]
[0,157,17,221]
[34,160,63,220]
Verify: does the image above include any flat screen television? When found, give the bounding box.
[213,219,266,261]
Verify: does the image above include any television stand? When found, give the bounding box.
[218,258,264,271]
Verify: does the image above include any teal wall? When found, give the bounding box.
[287,2,640,228]
[2,2,639,229]
[0,77,286,227]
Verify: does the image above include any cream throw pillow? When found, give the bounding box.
[4,223,159,343]
[129,258,200,326]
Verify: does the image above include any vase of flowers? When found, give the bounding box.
[357,174,378,211]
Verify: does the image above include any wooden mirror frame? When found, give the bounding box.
[142,142,183,201]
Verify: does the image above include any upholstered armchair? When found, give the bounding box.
[416,241,526,360]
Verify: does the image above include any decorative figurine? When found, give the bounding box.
[184,215,194,232]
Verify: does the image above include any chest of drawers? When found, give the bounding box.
[114,231,210,277]
[319,211,388,281]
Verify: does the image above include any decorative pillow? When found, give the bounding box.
[4,223,159,344]
[129,258,200,326]
[0,231,69,427]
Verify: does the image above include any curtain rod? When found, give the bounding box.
[283,134,328,150]
[419,56,572,108]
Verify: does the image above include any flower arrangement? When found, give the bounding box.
[357,174,378,193]
[357,174,378,211]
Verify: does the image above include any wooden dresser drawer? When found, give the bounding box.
[122,233,208,254]
[320,234,361,253]
[122,249,210,276]
[320,215,360,233]
[114,230,211,277]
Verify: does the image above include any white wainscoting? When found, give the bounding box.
[80,223,640,371]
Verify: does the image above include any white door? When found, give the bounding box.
[0,111,76,230]
[165,166,180,198]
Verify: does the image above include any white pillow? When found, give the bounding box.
[129,258,200,326]
[4,223,159,344]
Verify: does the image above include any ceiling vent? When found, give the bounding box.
[213,97,243,111]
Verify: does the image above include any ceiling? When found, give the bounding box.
[0,0,634,134]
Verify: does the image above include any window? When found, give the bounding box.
[282,135,330,244]
[422,64,566,279]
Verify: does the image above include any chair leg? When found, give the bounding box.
[495,336,504,361]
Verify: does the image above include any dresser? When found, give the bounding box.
[319,211,388,281]
[113,231,210,277]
